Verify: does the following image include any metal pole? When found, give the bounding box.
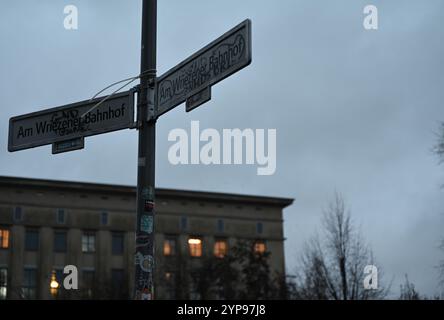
[134,0,156,300]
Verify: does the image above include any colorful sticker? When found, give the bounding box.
[144,200,154,212]
[142,186,154,200]
[140,215,153,233]
[135,252,154,272]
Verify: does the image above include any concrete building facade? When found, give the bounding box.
[0,176,293,299]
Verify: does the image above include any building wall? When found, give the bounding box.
[0,176,292,300]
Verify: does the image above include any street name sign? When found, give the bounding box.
[8,90,135,152]
[155,19,252,117]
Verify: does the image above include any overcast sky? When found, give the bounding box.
[1,0,444,298]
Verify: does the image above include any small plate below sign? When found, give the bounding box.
[52,137,85,154]
[186,87,211,112]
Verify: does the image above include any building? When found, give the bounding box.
[0,176,293,300]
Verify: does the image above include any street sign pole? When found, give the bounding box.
[134,0,156,300]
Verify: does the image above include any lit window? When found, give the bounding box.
[188,237,202,257]
[0,229,10,249]
[82,232,95,253]
[25,229,39,251]
[214,239,227,258]
[0,268,7,300]
[254,241,266,255]
[163,237,176,256]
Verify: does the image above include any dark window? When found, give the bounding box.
[111,269,125,299]
[180,216,187,230]
[112,232,124,255]
[0,268,7,300]
[0,228,9,249]
[82,270,95,299]
[25,229,39,251]
[57,209,65,224]
[217,219,224,233]
[256,222,263,234]
[54,231,67,253]
[22,268,37,299]
[101,211,108,226]
[14,206,23,222]
[82,232,95,253]
[164,272,176,299]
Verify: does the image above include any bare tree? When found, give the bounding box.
[294,193,388,300]
[399,274,421,300]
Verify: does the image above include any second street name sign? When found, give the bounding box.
[156,19,252,117]
[8,90,134,152]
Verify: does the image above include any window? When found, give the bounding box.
[82,232,95,253]
[82,270,95,299]
[25,229,39,251]
[256,222,263,234]
[0,228,10,249]
[165,272,175,299]
[14,206,23,222]
[217,219,224,233]
[188,237,202,257]
[112,232,124,255]
[0,268,7,300]
[180,216,187,230]
[54,231,67,253]
[111,269,125,299]
[101,211,108,226]
[163,237,176,256]
[56,209,65,224]
[22,268,37,299]
[214,239,228,258]
[253,241,266,255]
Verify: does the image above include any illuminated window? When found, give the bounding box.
[188,237,202,257]
[0,229,9,249]
[0,268,7,300]
[163,237,176,256]
[82,232,95,253]
[253,241,266,255]
[214,239,227,258]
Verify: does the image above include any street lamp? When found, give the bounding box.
[50,271,59,298]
